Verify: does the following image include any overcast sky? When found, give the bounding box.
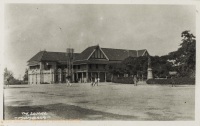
[4,4,196,78]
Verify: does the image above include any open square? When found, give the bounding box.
[4,83,195,120]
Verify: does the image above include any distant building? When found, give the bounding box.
[27,45,149,84]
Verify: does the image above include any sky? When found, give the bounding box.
[4,4,196,79]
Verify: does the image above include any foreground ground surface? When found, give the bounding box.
[4,82,195,120]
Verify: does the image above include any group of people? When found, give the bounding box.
[91,77,100,86]
[65,76,138,86]
[65,76,100,86]
[66,76,72,87]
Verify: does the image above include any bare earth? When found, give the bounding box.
[4,83,195,120]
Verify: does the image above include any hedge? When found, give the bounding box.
[4,80,28,85]
[41,82,50,84]
[146,77,195,85]
[112,77,134,84]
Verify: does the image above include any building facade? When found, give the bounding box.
[27,45,149,84]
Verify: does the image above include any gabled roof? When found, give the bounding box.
[74,46,98,61]
[138,50,146,56]
[28,45,148,64]
[74,45,148,61]
[28,51,80,62]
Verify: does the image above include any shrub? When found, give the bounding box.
[146,77,195,85]
[112,76,134,84]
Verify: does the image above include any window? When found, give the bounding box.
[96,64,98,69]
[78,65,80,69]
[89,64,92,69]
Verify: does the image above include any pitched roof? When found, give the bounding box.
[73,45,147,61]
[28,51,80,62]
[73,46,97,61]
[101,48,143,61]
[28,46,148,63]
[138,50,146,56]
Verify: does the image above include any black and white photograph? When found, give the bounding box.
[1,1,199,125]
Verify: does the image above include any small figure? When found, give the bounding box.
[91,77,94,86]
[66,76,72,87]
[171,77,175,87]
[133,75,138,86]
[97,77,100,86]
[6,78,10,87]
[94,77,97,86]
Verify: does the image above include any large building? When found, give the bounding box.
[27,45,149,84]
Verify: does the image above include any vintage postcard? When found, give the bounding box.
[1,0,200,126]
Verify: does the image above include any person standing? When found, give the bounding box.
[97,77,100,86]
[133,75,138,86]
[66,76,72,87]
[91,77,94,86]
[6,78,10,87]
[94,77,97,86]
[171,77,175,87]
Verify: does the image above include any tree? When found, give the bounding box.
[121,56,148,79]
[169,30,196,77]
[105,63,123,80]
[4,68,14,85]
[23,68,28,81]
[151,56,173,78]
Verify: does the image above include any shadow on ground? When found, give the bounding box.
[4,103,137,120]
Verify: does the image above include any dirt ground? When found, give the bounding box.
[3,83,195,120]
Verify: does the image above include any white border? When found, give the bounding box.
[1,0,200,126]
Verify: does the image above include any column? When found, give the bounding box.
[39,71,41,84]
[86,72,88,83]
[35,72,37,84]
[72,73,75,83]
[59,71,62,83]
[50,69,52,84]
[76,72,78,82]
[81,72,83,83]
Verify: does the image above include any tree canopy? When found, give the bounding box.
[106,30,196,79]
[169,30,195,77]
[4,68,14,81]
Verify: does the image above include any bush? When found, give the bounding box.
[112,76,134,84]
[146,77,195,85]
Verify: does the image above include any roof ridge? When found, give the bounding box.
[39,51,80,54]
[102,47,137,51]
